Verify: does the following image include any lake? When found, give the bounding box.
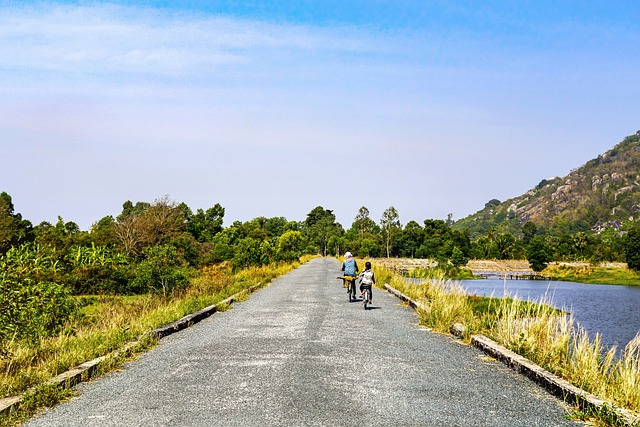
[458,278,640,352]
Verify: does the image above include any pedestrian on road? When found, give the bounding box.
[358,261,375,304]
[341,251,359,301]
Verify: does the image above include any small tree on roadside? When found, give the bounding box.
[276,230,304,262]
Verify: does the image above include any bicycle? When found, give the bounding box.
[337,276,357,302]
[361,285,371,310]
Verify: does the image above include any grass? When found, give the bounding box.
[373,263,640,423]
[407,266,477,280]
[543,263,640,286]
[0,258,308,424]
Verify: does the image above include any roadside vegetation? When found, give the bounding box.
[1,187,639,423]
[0,258,308,425]
[374,264,640,423]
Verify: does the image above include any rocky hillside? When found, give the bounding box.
[453,132,640,239]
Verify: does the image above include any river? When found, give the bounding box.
[458,278,640,352]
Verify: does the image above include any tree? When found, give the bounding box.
[450,246,468,268]
[114,197,185,257]
[352,206,378,238]
[276,230,304,262]
[400,220,424,258]
[624,227,640,271]
[360,238,379,257]
[521,221,537,246]
[303,206,341,256]
[380,206,401,257]
[526,235,553,272]
[233,237,262,268]
[0,192,33,253]
[187,203,225,243]
[492,233,516,260]
[89,215,118,247]
[573,232,589,260]
[129,244,189,296]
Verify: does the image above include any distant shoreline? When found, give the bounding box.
[369,258,639,287]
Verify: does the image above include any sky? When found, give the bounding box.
[1,1,639,230]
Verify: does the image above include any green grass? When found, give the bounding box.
[407,266,477,281]
[544,264,640,286]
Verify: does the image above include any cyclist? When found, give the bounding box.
[341,252,359,301]
[358,261,375,305]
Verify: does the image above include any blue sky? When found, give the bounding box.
[1,1,639,230]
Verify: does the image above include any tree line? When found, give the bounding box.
[2,190,639,296]
[3,190,639,356]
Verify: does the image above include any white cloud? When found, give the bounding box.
[0,3,385,78]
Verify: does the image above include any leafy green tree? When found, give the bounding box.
[360,238,380,257]
[208,226,241,262]
[624,227,640,271]
[33,216,84,257]
[450,229,472,258]
[0,192,33,253]
[89,215,118,247]
[450,246,468,267]
[233,237,262,269]
[186,203,225,243]
[492,233,516,260]
[353,206,378,238]
[380,206,401,257]
[276,230,304,262]
[521,221,537,246]
[400,220,424,258]
[526,235,553,272]
[327,234,344,256]
[573,232,589,260]
[470,236,491,259]
[263,217,290,237]
[259,239,276,265]
[303,206,342,256]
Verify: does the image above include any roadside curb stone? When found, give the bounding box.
[383,282,640,427]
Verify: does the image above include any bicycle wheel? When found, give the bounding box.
[363,289,369,309]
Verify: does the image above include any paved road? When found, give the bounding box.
[27,258,580,426]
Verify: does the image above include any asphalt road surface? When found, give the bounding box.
[26,257,581,426]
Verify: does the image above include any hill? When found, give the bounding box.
[453,132,640,239]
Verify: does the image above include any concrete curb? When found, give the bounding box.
[382,283,640,427]
[0,283,263,418]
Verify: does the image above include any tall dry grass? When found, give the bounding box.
[0,259,303,401]
[375,263,640,414]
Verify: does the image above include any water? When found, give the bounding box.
[458,278,640,352]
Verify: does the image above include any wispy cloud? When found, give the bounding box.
[0,3,385,80]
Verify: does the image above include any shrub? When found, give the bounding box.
[0,276,76,347]
[128,245,190,296]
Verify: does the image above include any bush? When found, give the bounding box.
[0,276,76,346]
[128,245,190,296]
